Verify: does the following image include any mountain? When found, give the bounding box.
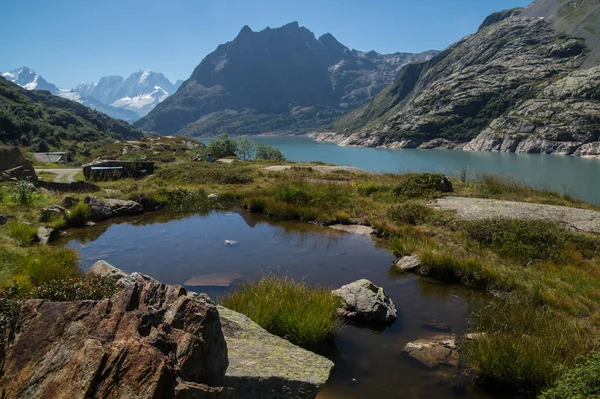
[0,76,143,150]
[135,22,437,135]
[2,67,59,94]
[316,0,600,157]
[71,70,182,118]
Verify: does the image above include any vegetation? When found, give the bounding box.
[539,349,600,399]
[6,220,38,246]
[0,77,142,152]
[221,275,342,349]
[67,202,91,227]
[255,143,286,161]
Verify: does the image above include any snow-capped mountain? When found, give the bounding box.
[2,67,59,93]
[1,67,182,122]
[72,70,183,118]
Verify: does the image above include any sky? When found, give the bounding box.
[1,0,532,88]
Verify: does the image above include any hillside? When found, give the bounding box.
[135,22,437,135]
[0,76,143,150]
[317,0,600,157]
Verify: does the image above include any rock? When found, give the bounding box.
[0,279,229,398]
[0,147,37,183]
[436,176,453,193]
[208,193,219,199]
[134,192,163,211]
[61,195,79,208]
[218,305,333,399]
[328,224,374,236]
[465,332,487,341]
[105,198,144,216]
[40,204,66,221]
[88,260,130,281]
[403,335,459,369]
[0,214,11,226]
[394,255,421,272]
[36,226,57,245]
[332,279,397,323]
[84,196,113,221]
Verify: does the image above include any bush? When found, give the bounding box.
[463,219,599,265]
[222,275,342,348]
[539,350,600,399]
[388,203,433,225]
[206,133,238,159]
[67,202,91,227]
[393,173,447,198]
[255,143,286,161]
[465,300,595,394]
[31,275,118,301]
[9,181,38,206]
[6,221,38,246]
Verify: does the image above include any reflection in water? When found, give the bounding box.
[55,211,503,399]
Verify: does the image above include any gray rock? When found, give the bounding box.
[465,332,487,341]
[218,305,333,399]
[61,195,79,208]
[88,260,130,281]
[105,198,144,216]
[84,196,113,221]
[403,335,459,369]
[332,279,397,323]
[436,176,453,193]
[40,204,66,221]
[394,255,421,272]
[37,227,57,245]
[0,147,37,182]
[208,193,219,200]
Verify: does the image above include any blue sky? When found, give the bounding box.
[1,0,532,88]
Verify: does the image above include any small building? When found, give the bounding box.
[82,160,154,180]
[33,152,69,164]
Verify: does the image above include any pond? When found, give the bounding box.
[57,211,513,399]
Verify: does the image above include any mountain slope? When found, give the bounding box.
[0,76,143,149]
[135,22,437,135]
[318,0,600,157]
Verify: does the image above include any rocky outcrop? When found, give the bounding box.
[0,147,37,183]
[403,335,459,369]
[105,198,145,216]
[0,275,231,398]
[218,306,334,399]
[84,196,114,221]
[40,204,66,221]
[84,196,145,221]
[332,279,397,323]
[321,1,600,157]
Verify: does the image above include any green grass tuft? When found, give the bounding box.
[221,275,342,349]
[67,202,91,227]
[6,221,38,246]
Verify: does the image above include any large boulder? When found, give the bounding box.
[0,147,37,183]
[394,255,421,272]
[61,195,79,209]
[36,226,58,245]
[40,204,66,221]
[332,279,397,324]
[84,196,113,221]
[105,198,144,216]
[218,306,333,399]
[0,278,232,398]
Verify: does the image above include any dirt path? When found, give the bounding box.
[430,197,600,234]
[262,165,367,173]
[35,168,81,183]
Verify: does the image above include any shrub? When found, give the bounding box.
[206,133,238,159]
[6,221,38,246]
[67,202,91,227]
[393,173,447,198]
[388,203,433,225]
[465,300,595,394]
[9,180,38,206]
[31,275,117,301]
[221,275,342,348]
[255,143,286,161]
[539,350,600,399]
[463,219,599,264]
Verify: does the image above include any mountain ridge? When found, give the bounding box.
[135,22,437,135]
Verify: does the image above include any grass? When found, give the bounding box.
[67,202,91,227]
[465,300,596,394]
[154,161,254,185]
[221,275,342,349]
[388,203,435,225]
[6,220,38,246]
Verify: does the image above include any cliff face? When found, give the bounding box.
[135,22,436,136]
[322,0,600,157]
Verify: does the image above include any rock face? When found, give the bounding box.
[332,279,397,323]
[84,196,114,221]
[319,0,600,157]
[0,277,231,398]
[403,335,459,369]
[218,306,333,399]
[135,22,437,135]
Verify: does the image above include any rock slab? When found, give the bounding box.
[394,255,422,272]
[403,335,459,369]
[332,279,397,323]
[0,278,231,399]
[218,306,333,399]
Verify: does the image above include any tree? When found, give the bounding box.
[206,133,238,159]
[236,136,255,160]
[255,143,285,161]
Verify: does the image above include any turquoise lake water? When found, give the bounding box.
[239,136,599,205]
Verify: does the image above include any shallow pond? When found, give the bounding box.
[57,211,512,399]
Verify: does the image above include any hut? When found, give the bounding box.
[83,160,154,181]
